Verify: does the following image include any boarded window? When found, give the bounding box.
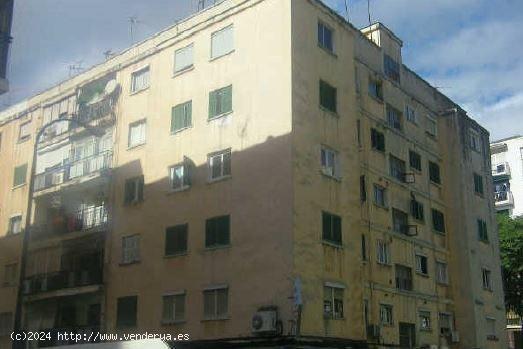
[371,128,385,151]
[429,161,441,184]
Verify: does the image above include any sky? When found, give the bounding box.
[1,0,522,141]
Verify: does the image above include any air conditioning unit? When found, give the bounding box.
[252,306,278,335]
[367,324,380,339]
[451,331,460,343]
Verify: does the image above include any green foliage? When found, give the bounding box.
[497,213,523,316]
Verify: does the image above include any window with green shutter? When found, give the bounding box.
[477,219,488,242]
[13,164,27,187]
[209,85,232,119]
[171,101,192,133]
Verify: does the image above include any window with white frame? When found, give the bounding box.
[122,235,140,264]
[169,163,191,191]
[321,146,340,178]
[128,120,146,148]
[380,304,393,325]
[124,176,144,204]
[203,286,228,320]
[8,216,22,235]
[373,184,386,207]
[174,44,194,73]
[0,312,13,336]
[415,254,428,275]
[419,311,431,331]
[405,104,417,124]
[426,115,437,137]
[436,261,448,284]
[211,25,234,59]
[482,268,492,290]
[318,21,334,52]
[323,284,344,319]
[19,121,31,141]
[376,239,391,265]
[162,292,186,324]
[208,149,231,181]
[130,66,150,93]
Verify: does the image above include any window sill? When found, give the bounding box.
[371,147,386,154]
[436,281,449,287]
[173,65,194,78]
[164,252,188,259]
[317,44,337,58]
[425,131,437,139]
[479,239,490,244]
[207,175,232,184]
[368,94,384,104]
[12,183,27,190]
[201,316,230,322]
[130,86,150,96]
[319,105,338,117]
[323,316,345,321]
[419,328,432,332]
[161,320,186,326]
[208,110,233,122]
[429,181,442,188]
[119,260,141,267]
[171,126,192,135]
[320,171,342,182]
[167,186,190,195]
[433,229,446,236]
[416,272,429,278]
[123,200,144,207]
[377,262,392,267]
[373,203,389,211]
[322,240,343,249]
[204,245,231,252]
[127,142,146,151]
[17,137,31,144]
[209,49,235,62]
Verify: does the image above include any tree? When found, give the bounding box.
[497,213,523,316]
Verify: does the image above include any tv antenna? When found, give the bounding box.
[129,16,141,43]
[103,50,115,60]
[68,60,84,77]
[367,0,372,26]
[344,0,349,21]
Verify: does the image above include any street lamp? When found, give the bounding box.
[12,117,105,349]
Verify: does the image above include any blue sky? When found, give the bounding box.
[2,0,522,140]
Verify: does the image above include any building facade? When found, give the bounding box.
[0,0,506,348]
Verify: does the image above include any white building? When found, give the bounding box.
[490,135,523,217]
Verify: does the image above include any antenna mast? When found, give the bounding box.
[367,0,372,26]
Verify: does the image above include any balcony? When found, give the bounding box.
[494,190,514,207]
[31,205,108,241]
[23,268,103,297]
[34,151,112,193]
[492,162,511,178]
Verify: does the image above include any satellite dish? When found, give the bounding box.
[104,79,118,95]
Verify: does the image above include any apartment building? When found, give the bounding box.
[490,135,523,217]
[0,0,506,348]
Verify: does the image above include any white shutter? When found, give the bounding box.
[174,44,194,72]
[211,25,234,59]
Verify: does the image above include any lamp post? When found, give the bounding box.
[12,117,104,349]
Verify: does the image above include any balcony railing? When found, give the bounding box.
[23,268,103,296]
[76,95,116,125]
[32,205,108,239]
[494,191,514,206]
[34,151,112,192]
[492,162,511,177]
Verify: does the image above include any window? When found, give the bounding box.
[169,163,191,191]
[392,208,409,234]
[19,121,31,141]
[426,116,437,137]
[380,304,393,325]
[409,151,421,172]
[370,128,385,152]
[376,239,391,265]
[474,173,484,195]
[322,211,342,245]
[128,120,146,148]
[429,161,440,184]
[368,78,383,100]
[209,85,233,119]
[208,149,231,181]
[386,105,402,131]
[361,235,367,261]
[390,155,406,182]
[415,255,428,275]
[395,264,413,291]
[122,235,140,264]
[436,261,448,284]
[8,216,22,235]
[317,21,333,52]
[131,67,150,93]
[321,146,340,178]
[203,286,228,320]
[0,312,13,336]
[171,101,192,133]
[419,311,431,331]
[482,268,492,290]
[116,296,138,327]
[470,130,481,152]
[319,80,337,113]
[373,184,386,207]
[323,285,344,319]
[13,164,27,187]
[432,209,445,233]
[124,176,144,204]
[384,54,400,82]
[486,318,496,338]
[405,105,416,124]
[3,264,17,286]
[162,293,185,323]
[174,44,194,73]
[165,224,188,256]
[211,25,234,59]
[410,199,424,221]
[477,219,488,242]
[439,313,452,335]
[205,215,230,248]
[360,175,367,202]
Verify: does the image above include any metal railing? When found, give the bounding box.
[494,190,513,204]
[34,151,112,191]
[76,95,116,125]
[23,268,103,296]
